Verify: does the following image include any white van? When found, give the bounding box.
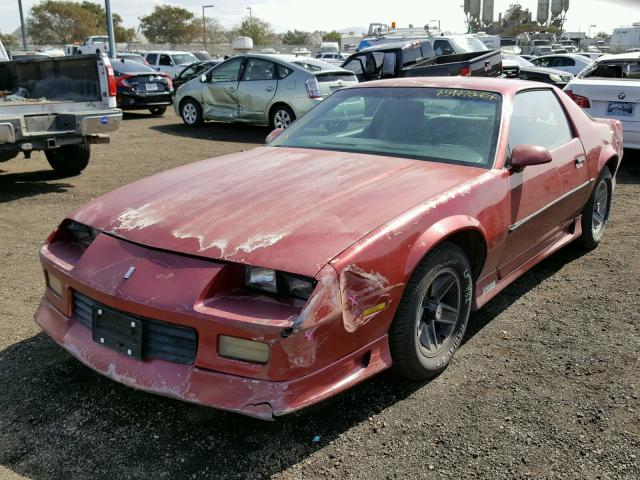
[144,51,200,78]
[611,24,640,53]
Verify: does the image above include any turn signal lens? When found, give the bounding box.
[45,271,63,297]
[219,336,270,364]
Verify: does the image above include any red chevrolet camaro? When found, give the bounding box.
[36,78,623,420]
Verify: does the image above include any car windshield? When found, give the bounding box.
[172,53,199,65]
[580,59,640,80]
[113,60,156,74]
[270,87,502,167]
[452,37,489,53]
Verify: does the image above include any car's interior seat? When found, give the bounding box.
[424,115,494,159]
[362,99,427,143]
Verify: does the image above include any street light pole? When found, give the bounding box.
[104,0,116,58]
[17,0,27,50]
[202,4,214,51]
[247,7,252,24]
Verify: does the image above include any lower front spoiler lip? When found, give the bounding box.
[35,297,392,420]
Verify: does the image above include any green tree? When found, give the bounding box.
[282,29,310,45]
[200,17,226,45]
[235,17,275,45]
[139,5,200,44]
[79,2,135,42]
[27,0,134,44]
[0,32,18,48]
[322,31,342,43]
[595,31,609,39]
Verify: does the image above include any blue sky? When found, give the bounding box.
[1,0,637,37]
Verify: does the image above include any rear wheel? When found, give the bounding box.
[0,151,18,163]
[389,242,472,381]
[45,144,91,176]
[180,99,203,126]
[270,105,295,130]
[149,105,167,116]
[579,167,612,249]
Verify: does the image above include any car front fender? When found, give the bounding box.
[403,215,488,279]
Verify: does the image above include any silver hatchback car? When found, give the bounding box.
[174,54,358,129]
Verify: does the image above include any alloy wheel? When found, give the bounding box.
[592,180,609,236]
[416,268,462,358]
[273,109,292,129]
[182,103,198,125]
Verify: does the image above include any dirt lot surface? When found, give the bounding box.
[1,111,638,480]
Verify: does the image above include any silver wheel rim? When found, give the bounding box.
[416,268,462,358]
[273,109,292,129]
[183,103,198,124]
[592,180,609,235]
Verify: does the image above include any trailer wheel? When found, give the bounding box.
[45,144,91,176]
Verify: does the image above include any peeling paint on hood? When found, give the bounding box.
[71,147,485,277]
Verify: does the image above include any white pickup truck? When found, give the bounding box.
[0,51,122,175]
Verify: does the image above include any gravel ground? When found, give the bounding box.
[0,111,638,480]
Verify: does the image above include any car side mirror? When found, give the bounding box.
[265,128,285,143]
[200,74,207,82]
[510,144,552,172]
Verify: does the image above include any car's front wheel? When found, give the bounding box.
[149,106,167,116]
[270,105,295,130]
[180,99,203,126]
[580,166,612,249]
[389,242,472,381]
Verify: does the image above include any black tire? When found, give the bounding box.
[180,98,203,126]
[270,105,295,130]
[579,166,612,250]
[389,241,473,381]
[45,144,91,176]
[149,105,167,116]
[0,151,18,163]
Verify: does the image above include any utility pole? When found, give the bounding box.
[202,4,214,50]
[17,0,27,50]
[105,0,116,58]
[246,7,252,25]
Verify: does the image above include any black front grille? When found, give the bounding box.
[72,292,197,365]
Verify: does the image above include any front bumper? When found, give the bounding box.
[35,296,390,419]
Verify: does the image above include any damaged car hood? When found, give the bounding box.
[71,147,484,277]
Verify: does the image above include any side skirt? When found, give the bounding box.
[472,215,582,310]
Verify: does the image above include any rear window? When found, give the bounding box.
[580,60,640,79]
[113,59,156,74]
[146,53,158,65]
[315,73,358,82]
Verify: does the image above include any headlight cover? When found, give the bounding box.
[549,73,563,83]
[244,265,317,300]
[64,220,98,248]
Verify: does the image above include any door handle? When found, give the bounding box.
[265,86,275,92]
[575,155,586,166]
[228,86,236,92]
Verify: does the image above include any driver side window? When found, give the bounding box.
[210,58,244,82]
[509,90,573,151]
[159,54,173,66]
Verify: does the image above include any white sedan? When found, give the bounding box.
[564,52,640,149]
[531,53,594,76]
